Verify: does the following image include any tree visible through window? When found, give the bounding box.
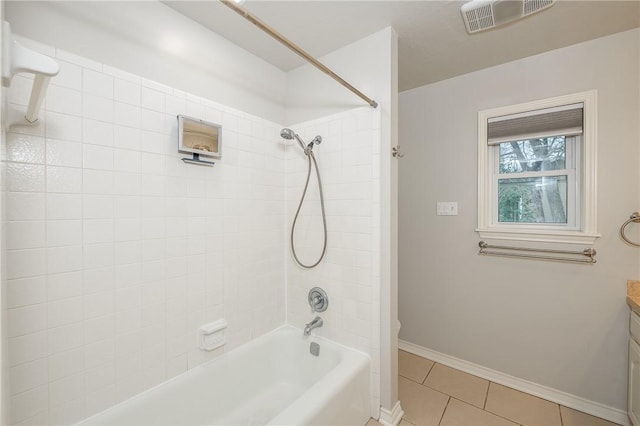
[497,136,571,224]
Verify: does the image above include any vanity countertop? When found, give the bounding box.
[627,280,640,315]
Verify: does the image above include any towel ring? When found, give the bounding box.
[620,212,640,247]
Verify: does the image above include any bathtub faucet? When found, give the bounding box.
[304,316,323,336]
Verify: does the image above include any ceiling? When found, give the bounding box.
[166,1,640,92]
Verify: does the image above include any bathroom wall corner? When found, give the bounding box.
[283,26,399,420]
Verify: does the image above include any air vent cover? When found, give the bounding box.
[461,0,555,34]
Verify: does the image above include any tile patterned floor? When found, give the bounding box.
[367,350,621,426]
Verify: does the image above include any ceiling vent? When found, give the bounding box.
[461,0,555,34]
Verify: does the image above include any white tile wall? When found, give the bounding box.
[4,39,383,425]
[5,47,286,425]
[285,107,382,415]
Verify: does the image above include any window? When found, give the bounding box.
[477,91,599,244]
[497,136,577,226]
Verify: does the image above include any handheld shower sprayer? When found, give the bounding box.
[307,135,322,151]
[280,128,327,269]
[280,128,321,154]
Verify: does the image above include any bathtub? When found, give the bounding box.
[79,325,371,425]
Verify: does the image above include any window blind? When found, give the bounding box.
[487,103,583,145]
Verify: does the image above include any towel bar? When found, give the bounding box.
[620,212,640,247]
[478,241,596,264]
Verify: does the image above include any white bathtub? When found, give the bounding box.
[79,325,371,426]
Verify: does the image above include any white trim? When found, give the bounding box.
[476,229,601,245]
[477,90,599,245]
[628,340,640,426]
[399,339,629,426]
[378,401,404,426]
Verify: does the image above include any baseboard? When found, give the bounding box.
[399,340,629,426]
[378,401,404,426]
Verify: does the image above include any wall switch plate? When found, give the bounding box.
[437,202,458,216]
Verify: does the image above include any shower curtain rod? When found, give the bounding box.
[219,0,378,108]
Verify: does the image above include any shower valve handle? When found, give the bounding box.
[308,287,329,313]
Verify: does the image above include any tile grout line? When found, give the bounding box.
[558,403,564,426]
[415,377,467,407]
[484,380,491,409]
[437,396,451,426]
[398,373,422,384]
[80,64,88,420]
[421,360,436,385]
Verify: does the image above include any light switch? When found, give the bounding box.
[437,202,458,216]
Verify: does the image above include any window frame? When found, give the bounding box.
[477,91,599,245]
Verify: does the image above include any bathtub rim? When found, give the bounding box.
[76,323,371,426]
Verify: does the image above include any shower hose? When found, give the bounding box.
[290,150,327,269]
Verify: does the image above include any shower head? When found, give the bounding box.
[281,128,307,151]
[280,128,295,140]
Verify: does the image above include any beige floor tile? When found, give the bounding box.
[399,350,434,383]
[439,398,519,426]
[423,363,489,408]
[560,406,621,426]
[485,383,561,426]
[399,376,449,426]
[400,419,417,426]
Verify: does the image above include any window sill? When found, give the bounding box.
[476,228,600,245]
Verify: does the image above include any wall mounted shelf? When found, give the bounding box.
[2,21,60,123]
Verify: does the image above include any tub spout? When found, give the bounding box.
[304,316,323,336]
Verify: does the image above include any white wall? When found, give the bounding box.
[285,106,382,417]
[398,28,640,415]
[285,28,393,126]
[3,46,286,424]
[4,1,287,124]
[284,27,399,417]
